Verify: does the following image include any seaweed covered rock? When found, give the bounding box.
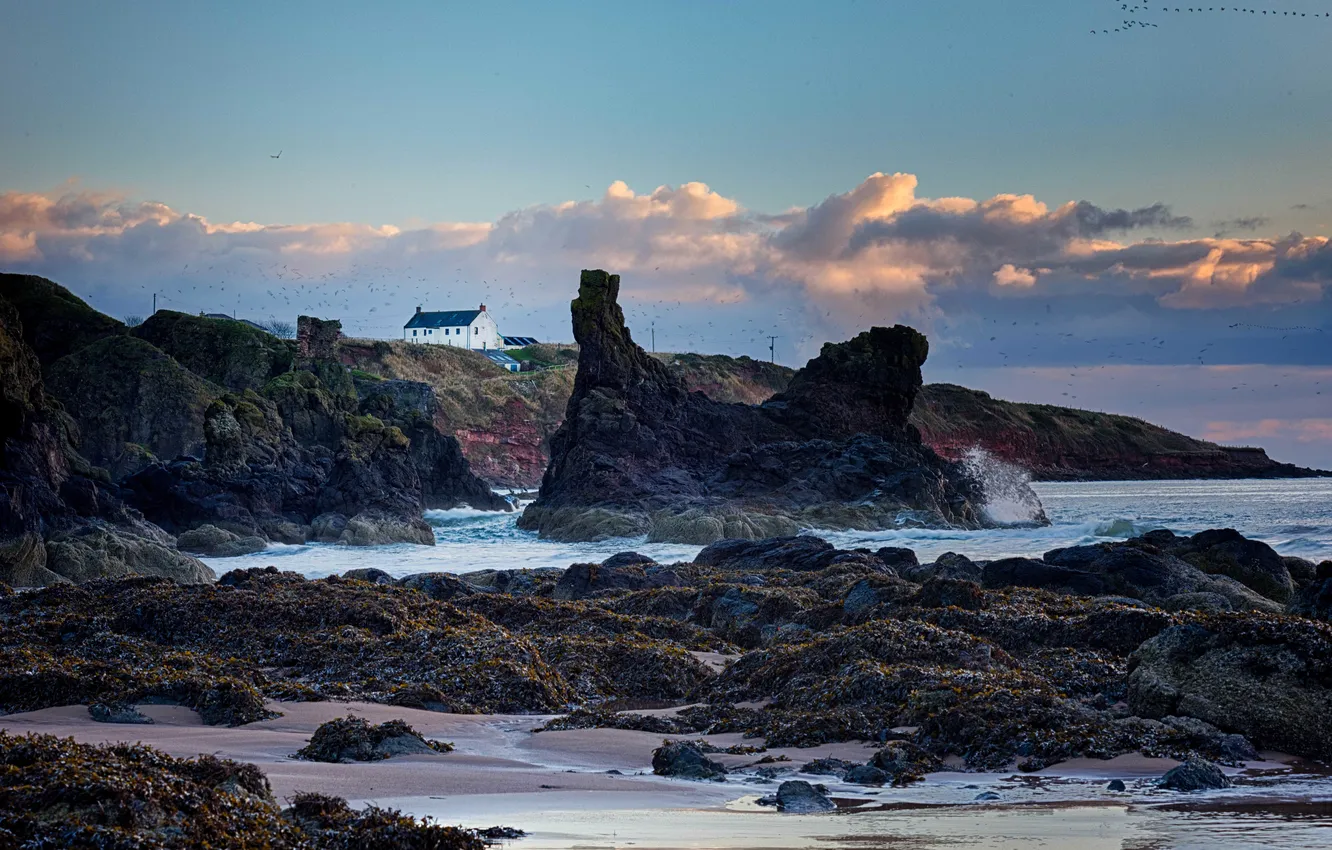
[0,571,573,718]
[45,524,215,583]
[1159,757,1232,791]
[651,740,727,781]
[89,701,154,724]
[520,270,1017,543]
[0,731,487,849]
[296,716,452,762]
[1127,619,1332,758]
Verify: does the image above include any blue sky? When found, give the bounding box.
[3,1,1331,466]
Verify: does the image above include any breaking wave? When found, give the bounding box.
[961,447,1048,526]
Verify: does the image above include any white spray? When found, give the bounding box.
[961,446,1049,526]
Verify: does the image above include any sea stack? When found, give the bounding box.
[518,269,1040,543]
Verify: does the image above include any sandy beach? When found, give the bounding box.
[6,700,1330,849]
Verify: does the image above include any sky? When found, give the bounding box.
[2,0,1331,466]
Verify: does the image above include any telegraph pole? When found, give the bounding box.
[767,335,778,363]
[651,323,656,353]
[152,293,157,315]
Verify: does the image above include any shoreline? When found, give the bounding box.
[2,700,1322,823]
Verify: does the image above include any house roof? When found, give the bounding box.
[405,310,482,329]
[501,335,540,347]
[483,350,519,365]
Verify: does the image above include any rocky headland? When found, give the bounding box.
[517,269,1028,544]
[0,274,507,587]
[339,339,1326,491]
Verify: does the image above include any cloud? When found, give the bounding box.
[1211,216,1270,237]
[1203,418,1332,445]
[1,173,1328,354]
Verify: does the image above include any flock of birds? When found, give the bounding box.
[1093,2,1332,32]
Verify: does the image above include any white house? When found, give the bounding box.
[403,304,499,350]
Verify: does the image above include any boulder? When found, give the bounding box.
[695,536,839,574]
[45,525,215,584]
[800,758,857,778]
[296,716,450,763]
[1288,577,1332,622]
[342,568,394,584]
[553,560,654,601]
[1150,529,1295,603]
[774,780,835,813]
[1127,622,1332,759]
[875,547,920,571]
[1159,758,1231,791]
[397,572,476,602]
[177,525,266,557]
[651,740,727,781]
[89,702,154,724]
[843,764,889,786]
[905,552,980,583]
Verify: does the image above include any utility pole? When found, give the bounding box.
[767,335,778,363]
[651,323,656,353]
[152,293,157,315]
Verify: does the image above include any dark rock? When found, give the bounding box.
[177,524,266,557]
[1035,541,1282,610]
[800,757,857,778]
[296,716,452,763]
[1162,715,1258,763]
[553,560,664,601]
[603,551,658,569]
[397,572,476,602]
[1127,622,1332,759]
[774,779,835,813]
[1155,529,1295,603]
[876,546,920,570]
[0,273,124,369]
[519,270,1017,543]
[696,536,839,573]
[973,791,1002,801]
[89,702,154,724]
[342,568,394,585]
[907,552,981,583]
[983,556,1109,597]
[1284,557,1318,586]
[1289,578,1332,621]
[844,764,889,786]
[1107,779,1127,792]
[45,334,221,477]
[910,577,986,610]
[1159,757,1231,791]
[651,740,727,781]
[1163,592,1233,613]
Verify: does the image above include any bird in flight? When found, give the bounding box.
[270,150,282,159]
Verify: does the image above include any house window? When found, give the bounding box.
[444,328,449,335]
[412,329,417,337]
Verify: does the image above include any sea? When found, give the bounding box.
[202,477,1332,577]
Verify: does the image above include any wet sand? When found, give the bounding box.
[4,701,1331,848]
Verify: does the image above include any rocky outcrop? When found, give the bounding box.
[121,317,506,546]
[1159,757,1232,791]
[44,334,221,478]
[1127,620,1332,759]
[912,383,1329,481]
[133,309,295,392]
[651,740,727,781]
[0,273,124,370]
[773,780,835,812]
[0,290,213,587]
[520,270,1013,543]
[983,536,1284,612]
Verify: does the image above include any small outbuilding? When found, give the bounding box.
[483,350,521,372]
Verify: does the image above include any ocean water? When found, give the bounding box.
[202,478,1332,578]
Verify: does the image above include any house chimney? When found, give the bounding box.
[480,303,487,312]
[416,305,422,314]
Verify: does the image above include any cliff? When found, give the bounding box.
[516,270,1004,543]
[0,292,213,587]
[911,384,1329,481]
[0,275,508,581]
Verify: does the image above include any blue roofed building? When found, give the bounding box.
[483,350,521,372]
[403,304,499,350]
